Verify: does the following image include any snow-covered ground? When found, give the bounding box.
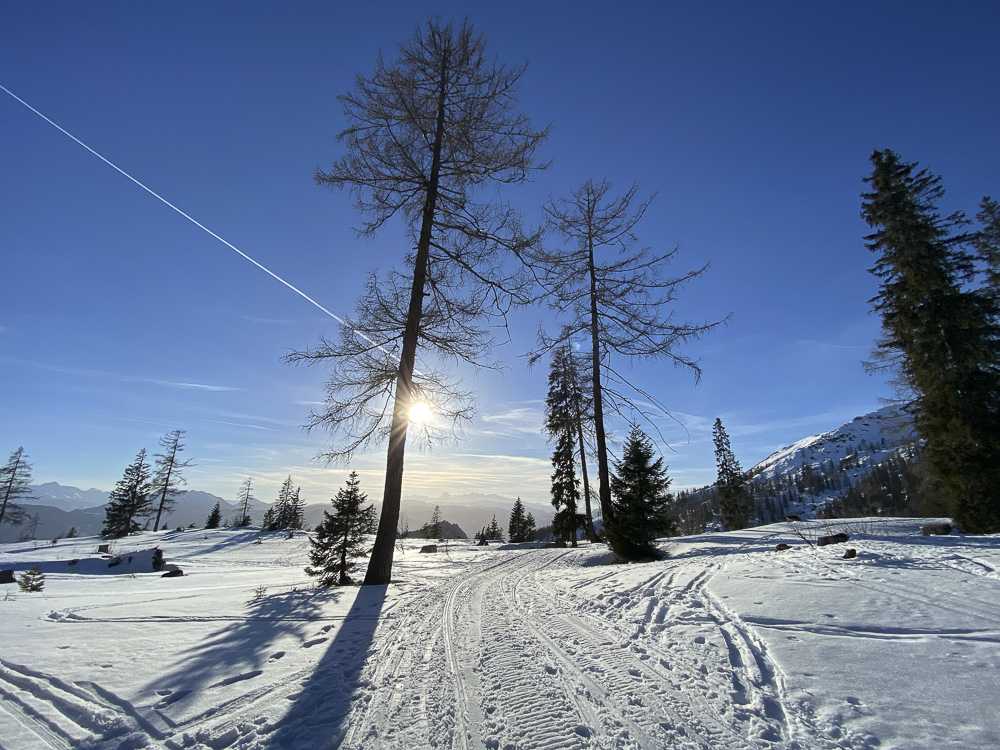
[1,520,997,749]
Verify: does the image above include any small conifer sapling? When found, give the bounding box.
[306,471,377,586]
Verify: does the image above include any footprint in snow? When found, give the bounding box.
[268,651,286,662]
[302,637,327,648]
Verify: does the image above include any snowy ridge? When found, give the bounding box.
[751,405,917,482]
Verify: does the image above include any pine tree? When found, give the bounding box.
[235,477,254,527]
[306,471,377,586]
[102,449,154,538]
[712,418,752,530]
[1,447,35,527]
[862,150,1000,532]
[607,426,673,560]
[205,502,222,529]
[149,430,194,531]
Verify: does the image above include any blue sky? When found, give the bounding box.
[2,1,998,510]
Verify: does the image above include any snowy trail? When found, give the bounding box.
[3,523,999,749]
[310,549,788,750]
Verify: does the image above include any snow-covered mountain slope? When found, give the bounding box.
[751,404,918,483]
[2,520,997,749]
[676,406,923,529]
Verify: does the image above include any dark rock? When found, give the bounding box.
[843,548,858,559]
[775,543,792,551]
[419,544,437,554]
[97,543,111,554]
[920,523,952,536]
[161,569,184,578]
[0,569,15,584]
[817,532,850,547]
[785,515,803,522]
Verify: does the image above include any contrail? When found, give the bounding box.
[1,83,346,326]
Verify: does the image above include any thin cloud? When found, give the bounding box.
[3,358,244,392]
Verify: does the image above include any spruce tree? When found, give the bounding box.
[544,345,598,541]
[260,506,276,531]
[306,471,377,586]
[17,566,45,593]
[486,515,504,541]
[205,502,222,529]
[102,449,154,538]
[862,150,1000,532]
[268,477,302,530]
[607,426,673,560]
[1,447,35,527]
[550,431,582,546]
[712,418,753,530]
[508,497,534,542]
[427,505,442,540]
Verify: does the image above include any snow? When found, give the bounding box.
[1,521,997,749]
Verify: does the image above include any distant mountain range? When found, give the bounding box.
[3,483,554,545]
[6,407,918,544]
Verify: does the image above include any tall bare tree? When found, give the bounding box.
[236,476,254,527]
[529,179,725,560]
[0,447,35,527]
[150,429,193,532]
[287,18,548,584]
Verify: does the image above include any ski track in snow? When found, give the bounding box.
[3,523,998,749]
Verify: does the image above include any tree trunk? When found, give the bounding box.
[587,236,615,527]
[153,449,175,532]
[364,52,450,586]
[0,452,21,527]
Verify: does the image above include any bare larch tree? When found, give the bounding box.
[529,179,725,560]
[150,429,193,532]
[287,18,548,585]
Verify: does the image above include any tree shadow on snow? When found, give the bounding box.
[267,584,387,749]
[142,588,340,725]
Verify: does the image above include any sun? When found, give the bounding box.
[408,401,432,425]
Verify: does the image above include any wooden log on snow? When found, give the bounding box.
[817,532,850,547]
